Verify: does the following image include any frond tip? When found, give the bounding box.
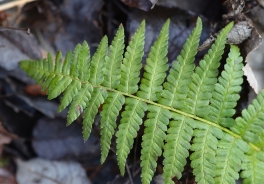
[20,17,264,184]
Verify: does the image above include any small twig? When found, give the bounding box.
[125,163,134,184]
[0,0,37,11]
[0,27,30,34]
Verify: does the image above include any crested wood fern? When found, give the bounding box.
[20,17,264,184]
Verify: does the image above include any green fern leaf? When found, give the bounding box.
[214,133,249,184]
[75,41,91,81]
[137,19,170,101]
[47,51,72,99]
[118,20,145,94]
[103,25,125,88]
[189,22,233,184]
[161,17,202,183]
[159,17,202,110]
[83,88,108,140]
[100,92,125,163]
[241,150,264,184]
[57,43,86,112]
[190,122,223,184]
[58,80,82,112]
[89,36,108,85]
[115,20,146,175]
[41,53,57,90]
[207,45,243,127]
[61,51,72,75]
[232,90,264,146]
[140,105,171,184]
[185,22,234,116]
[163,114,195,184]
[116,98,147,175]
[67,83,93,125]
[70,43,83,78]
[20,17,264,184]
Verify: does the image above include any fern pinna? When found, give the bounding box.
[20,17,264,184]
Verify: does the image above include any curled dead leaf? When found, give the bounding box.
[227,21,252,44]
[24,84,46,96]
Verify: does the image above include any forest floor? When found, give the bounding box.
[0,0,264,184]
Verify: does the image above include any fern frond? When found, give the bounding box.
[89,36,108,85]
[57,43,88,112]
[118,20,145,94]
[115,20,146,174]
[137,19,170,101]
[47,51,74,99]
[214,133,249,183]
[20,17,264,184]
[159,17,202,110]
[185,22,233,116]
[161,18,202,183]
[103,25,125,88]
[67,83,93,125]
[75,41,91,81]
[188,22,233,184]
[140,105,171,184]
[207,45,243,127]
[241,150,264,184]
[83,88,107,140]
[190,122,222,184]
[137,20,171,184]
[41,53,56,90]
[46,51,67,96]
[58,80,82,112]
[100,92,125,163]
[162,114,195,184]
[232,90,264,146]
[116,98,147,175]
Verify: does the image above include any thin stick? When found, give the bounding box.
[0,27,30,34]
[0,0,37,11]
[125,163,134,184]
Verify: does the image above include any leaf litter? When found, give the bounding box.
[0,0,263,184]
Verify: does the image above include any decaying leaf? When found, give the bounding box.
[120,0,152,11]
[32,117,100,160]
[0,122,17,157]
[128,7,211,62]
[227,21,252,44]
[24,84,46,96]
[149,0,159,8]
[16,158,92,184]
[258,0,264,8]
[243,63,259,93]
[0,168,17,184]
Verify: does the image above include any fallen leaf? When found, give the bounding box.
[120,0,152,11]
[0,168,17,184]
[16,158,92,184]
[24,84,46,96]
[258,0,264,8]
[2,77,62,118]
[127,7,211,62]
[155,0,221,19]
[0,29,41,71]
[32,117,100,160]
[0,122,17,157]
[227,21,252,44]
[243,63,259,93]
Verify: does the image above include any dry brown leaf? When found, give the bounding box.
[24,84,46,96]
